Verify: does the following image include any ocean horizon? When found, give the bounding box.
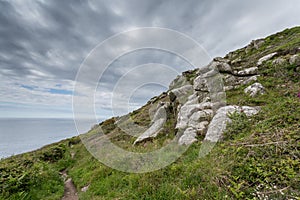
[0,118,100,159]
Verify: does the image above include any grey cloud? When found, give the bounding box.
[1,0,300,117]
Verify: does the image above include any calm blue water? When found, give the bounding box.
[0,118,97,159]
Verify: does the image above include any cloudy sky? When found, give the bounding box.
[1,0,300,119]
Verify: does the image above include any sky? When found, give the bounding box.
[1,0,300,119]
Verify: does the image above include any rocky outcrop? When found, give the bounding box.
[132,44,290,146]
[137,51,265,145]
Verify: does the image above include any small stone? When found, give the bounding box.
[235,67,258,76]
[241,75,260,85]
[244,82,265,97]
[81,184,90,192]
[257,52,277,66]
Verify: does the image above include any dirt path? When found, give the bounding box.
[61,170,78,200]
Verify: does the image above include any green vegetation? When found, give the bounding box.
[1,26,299,199]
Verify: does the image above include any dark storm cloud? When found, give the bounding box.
[0,0,300,117]
[1,0,299,80]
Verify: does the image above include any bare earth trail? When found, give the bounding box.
[61,153,78,200]
[61,169,78,200]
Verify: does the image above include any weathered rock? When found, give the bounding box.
[193,67,220,92]
[244,82,265,97]
[289,54,300,66]
[188,116,209,134]
[234,67,258,76]
[176,100,213,130]
[223,74,259,87]
[209,92,226,107]
[216,62,232,73]
[194,121,209,135]
[272,58,287,66]
[223,74,238,86]
[169,85,193,103]
[191,109,214,122]
[209,58,232,73]
[241,75,260,85]
[257,52,277,66]
[134,103,169,144]
[240,106,261,116]
[204,106,260,142]
[185,93,200,105]
[193,76,208,92]
[178,127,197,145]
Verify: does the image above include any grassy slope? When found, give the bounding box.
[1,27,299,200]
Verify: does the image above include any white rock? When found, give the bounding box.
[241,75,260,85]
[240,106,261,116]
[204,106,260,142]
[190,109,214,123]
[212,60,232,73]
[244,82,265,97]
[134,104,169,144]
[178,127,198,145]
[193,76,208,91]
[169,85,193,103]
[185,93,200,105]
[193,67,220,91]
[257,52,277,66]
[236,67,258,76]
[176,100,213,130]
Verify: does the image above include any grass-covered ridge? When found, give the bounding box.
[1,26,299,200]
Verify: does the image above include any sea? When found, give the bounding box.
[0,118,98,159]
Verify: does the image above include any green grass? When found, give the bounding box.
[1,26,300,200]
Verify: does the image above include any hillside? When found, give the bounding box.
[1,27,300,200]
